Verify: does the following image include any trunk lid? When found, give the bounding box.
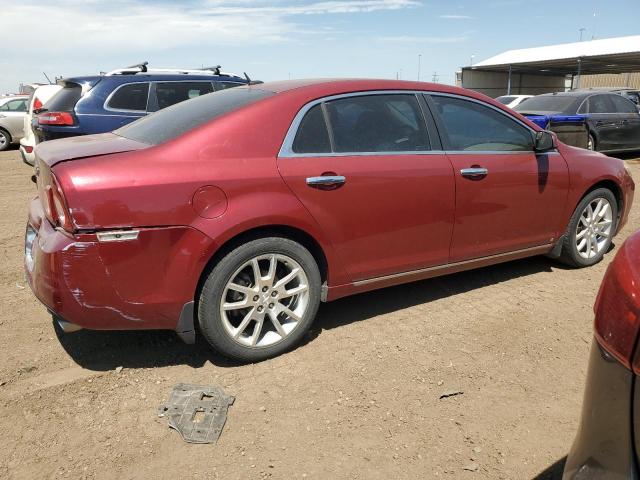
[35,132,149,167]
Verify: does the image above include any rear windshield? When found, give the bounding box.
[514,95,577,113]
[114,87,274,145]
[495,96,516,105]
[45,83,82,111]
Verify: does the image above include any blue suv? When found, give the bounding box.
[33,63,253,142]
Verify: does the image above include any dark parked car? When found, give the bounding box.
[564,228,640,479]
[25,80,634,362]
[515,91,640,152]
[33,63,251,143]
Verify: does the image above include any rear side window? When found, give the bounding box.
[115,87,274,145]
[154,82,214,110]
[610,94,638,114]
[431,95,533,151]
[292,104,331,154]
[107,83,150,111]
[325,94,430,153]
[215,82,244,90]
[45,84,82,111]
[586,95,614,114]
[0,99,27,111]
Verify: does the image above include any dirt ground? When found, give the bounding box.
[0,147,638,480]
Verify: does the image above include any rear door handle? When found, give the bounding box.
[460,167,488,177]
[306,176,346,188]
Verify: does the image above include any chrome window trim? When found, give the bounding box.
[279,90,543,158]
[103,81,151,114]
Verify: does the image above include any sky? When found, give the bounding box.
[1,0,638,93]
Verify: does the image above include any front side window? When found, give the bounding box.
[107,83,150,111]
[154,82,214,110]
[325,94,430,153]
[432,95,533,151]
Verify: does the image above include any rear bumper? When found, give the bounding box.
[19,144,35,166]
[618,170,635,233]
[25,197,215,332]
[563,340,638,479]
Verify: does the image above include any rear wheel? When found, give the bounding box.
[0,129,10,152]
[198,237,321,362]
[587,133,596,151]
[558,188,617,267]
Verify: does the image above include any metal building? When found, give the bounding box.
[457,35,640,98]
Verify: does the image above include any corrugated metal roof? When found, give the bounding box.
[474,35,640,68]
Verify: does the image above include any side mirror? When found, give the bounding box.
[534,130,555,152]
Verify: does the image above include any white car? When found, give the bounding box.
[495,94,534,109]
[0,96,29,152]
[19,84,62,165]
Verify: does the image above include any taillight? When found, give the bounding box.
[38,111,74,126]
[45,174,75,232]
[33,97,43,111]
[593,235,640,370]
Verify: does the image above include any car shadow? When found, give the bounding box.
[55,255,562,371]
[531,456,567,479]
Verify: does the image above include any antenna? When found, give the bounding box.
[43,72,53,84]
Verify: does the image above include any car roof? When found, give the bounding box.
[254,78,488,100]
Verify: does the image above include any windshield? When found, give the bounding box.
[115,87,274,145]
[514,95,577,114]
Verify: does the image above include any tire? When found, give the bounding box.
[587,133,596,151]
[198,237,321,362]
[0,129,11,152]
[558,188,618,267]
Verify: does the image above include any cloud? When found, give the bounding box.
[439,14,472,19]
[0,0,421,54]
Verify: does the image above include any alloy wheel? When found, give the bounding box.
[575,197,613,259]
[0,132,8,150]
[219,253,310,348]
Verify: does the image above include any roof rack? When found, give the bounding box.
[104,62,242,78]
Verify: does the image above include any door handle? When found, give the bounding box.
[306,175,346,188]
[460,167,488,178]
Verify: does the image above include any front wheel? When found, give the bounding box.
[587,134,596,151]
[198,237,321,362]
[0,130,10,152]
[558,188,617,267]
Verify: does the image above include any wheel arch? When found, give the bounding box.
[194,224,330,308]
[581,178,624,231]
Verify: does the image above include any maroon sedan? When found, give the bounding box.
[564,229,640,478]
[25,79,635,361]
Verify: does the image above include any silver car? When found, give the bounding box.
[0,96,28,151]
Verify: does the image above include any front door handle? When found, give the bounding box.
[460,167,488,178]
[306,175,346,188]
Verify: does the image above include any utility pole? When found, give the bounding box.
[418,54,422,81]
[432,71,439,83]
[470,54,475,66]
[579,28,586,41]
